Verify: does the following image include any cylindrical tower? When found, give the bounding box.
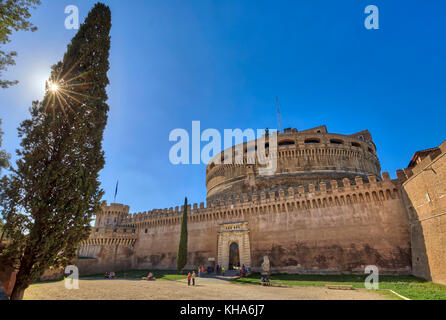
[205,125,381,203]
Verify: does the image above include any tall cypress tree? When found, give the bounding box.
[0,119,10,172]
[0,3,111,300]
[177,197,188,272]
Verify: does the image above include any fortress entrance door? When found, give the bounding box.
[217,221,251,270]
[229,242,240,270]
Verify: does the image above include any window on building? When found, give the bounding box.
[330,139,344,145]
[278,140,295,146]
[305,138,320,144]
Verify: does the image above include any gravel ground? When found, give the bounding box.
[23,277,391,300]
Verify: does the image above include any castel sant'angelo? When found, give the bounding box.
[77,125,446,284]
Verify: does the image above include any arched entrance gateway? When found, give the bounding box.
[217,221,251,270]
[228,242,240,270]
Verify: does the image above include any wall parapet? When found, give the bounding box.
[398,140,446,184]
[123,172,402,229]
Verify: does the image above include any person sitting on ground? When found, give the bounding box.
[261,274,271,285]
[105,271,110,279]
[141,272,156,280]
[110,271,115,279]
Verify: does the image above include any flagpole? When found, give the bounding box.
[114,180,119,203]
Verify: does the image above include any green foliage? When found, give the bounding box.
[0,119,11,171]
[177,197,188,272]
[233,273,446,300]
[0,3,111,299]
[0,0,41,88]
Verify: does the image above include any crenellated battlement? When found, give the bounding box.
[118,171,402,230]
[396,140,446,182]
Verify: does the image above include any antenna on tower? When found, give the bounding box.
[276,96,282,133]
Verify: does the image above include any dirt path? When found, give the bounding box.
[24,277,391,300]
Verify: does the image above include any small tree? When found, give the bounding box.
[177,197,188,272]
[0,3,111,300]
[0,0,41,88]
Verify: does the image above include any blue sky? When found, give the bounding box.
[0,0,445,212]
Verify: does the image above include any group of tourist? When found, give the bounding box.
[260,275,271,285]
[187,271,196,286]
[216,264,225,275]
[104,271,116,279]
[195,264,227,276]
[238,264,250,277]
[194,264,252,277]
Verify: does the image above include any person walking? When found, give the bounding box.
[222,265,225,276]
[187,272,191,286]
[192,271,196,286]
[198,266,201,277]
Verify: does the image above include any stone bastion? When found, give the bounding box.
[205,125,381,203]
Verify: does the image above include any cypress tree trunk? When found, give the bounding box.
[0,3,112,300]
[177,197,188,272]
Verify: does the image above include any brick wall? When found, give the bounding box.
[402,141,446,284]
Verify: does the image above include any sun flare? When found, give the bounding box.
[49,82,59,92]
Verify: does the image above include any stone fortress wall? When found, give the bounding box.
[77,126,416,276]
[77,173,411,274]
